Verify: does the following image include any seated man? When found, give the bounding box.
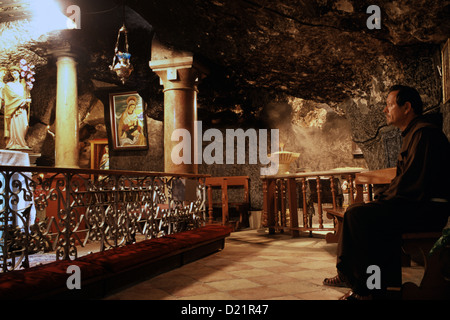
[323,85,450,300]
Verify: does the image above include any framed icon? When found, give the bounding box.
[109,91,148,150]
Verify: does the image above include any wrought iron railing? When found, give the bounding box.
[0,165,208,272]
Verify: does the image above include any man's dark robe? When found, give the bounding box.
[336,116,450,296]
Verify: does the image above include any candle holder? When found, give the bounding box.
[272,150,300,175]
[110,25,133,84]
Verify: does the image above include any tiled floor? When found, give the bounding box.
[104,228,424,300]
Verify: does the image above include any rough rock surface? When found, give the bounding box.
[0,0,448,198]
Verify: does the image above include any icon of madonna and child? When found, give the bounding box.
[110,92,148,150]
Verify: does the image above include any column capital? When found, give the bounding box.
[48,41,79,61]
[149,56,195,71]
[149,55,209,89]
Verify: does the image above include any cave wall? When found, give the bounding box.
[444,101,450,139]
[17,42,446,211]
[25,79,362,210]
[264,97,367,172]
[193,94,367,210]
[341,45,448,170]
[109,117,164,172]
[3,14,446,212]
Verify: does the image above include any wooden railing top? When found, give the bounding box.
[205,176,249,185]
[354,167,396,185]
[261,168,366,179]
[0,165,211,179]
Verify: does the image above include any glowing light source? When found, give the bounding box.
[29,0,75,35]
[0,0,78,53]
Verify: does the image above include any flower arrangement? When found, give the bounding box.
[19,59,35,90]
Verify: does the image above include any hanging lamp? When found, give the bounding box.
[109,3,133,84]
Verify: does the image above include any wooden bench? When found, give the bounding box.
[324,168,450,299]
[0,225,232,300]
[400,231,450,299]
[206,176,250,229]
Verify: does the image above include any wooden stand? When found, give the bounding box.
[206,176,250,230]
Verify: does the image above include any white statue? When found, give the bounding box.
[0,67,6,109]
[2,66,31,150]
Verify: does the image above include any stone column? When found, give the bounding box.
[54,51,79,168]
[150,56,207,174]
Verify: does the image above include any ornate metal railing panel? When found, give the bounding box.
[0,165,207,272]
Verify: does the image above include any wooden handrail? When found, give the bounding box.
[355,167,396,185]
[354,167,396,202]
[261,168,364,179]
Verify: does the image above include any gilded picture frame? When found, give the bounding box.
[109,91,148,151]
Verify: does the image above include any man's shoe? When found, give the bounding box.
[323,274,349,287]
[339,290,372,300]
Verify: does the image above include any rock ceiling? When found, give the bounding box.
[1,0,449,119]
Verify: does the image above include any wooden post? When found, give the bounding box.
[348,174,355,204]
[280,179,286,228]
[262,178,276,234]
[207,184,213,224]
[329,176,337,210]
[301,178,308,228]
[316,176,323,229]
[287,177,299,237]
[221,178,229,226]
